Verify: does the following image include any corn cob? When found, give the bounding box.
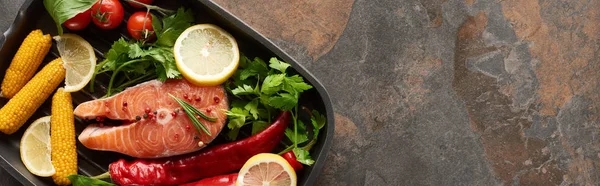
[0,58,65,134]
[51,88,77,185]
[1,29,52,98]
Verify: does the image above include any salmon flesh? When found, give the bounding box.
[74,79,228,158]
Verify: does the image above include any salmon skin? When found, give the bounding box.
[74,79,228,158]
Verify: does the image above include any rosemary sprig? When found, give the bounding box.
[173,97,217,122]
[169,94,215,136]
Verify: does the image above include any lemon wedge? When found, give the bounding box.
[54,34,96,92]
[236,153,297,186]
[174,24,240,86]
[20,116,55,177]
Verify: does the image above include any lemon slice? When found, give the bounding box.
[20,116,55,177]
[174,24,240,86]
[236,153,297,186]
[54,34,96,92]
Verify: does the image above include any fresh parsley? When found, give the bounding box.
[225,56,312,139]
[225,55,326,166]
[90,8,194,97]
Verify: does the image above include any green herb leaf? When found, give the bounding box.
[251,120,269,135]
[240,58,269,80]
[44,0,97,35]
[226,107,249,129]
[127,43,145,59]
[151,14,163,35]
[285,120,308,144]
[101,38,131,71]
[261,74,285,95]
[155,8,194,47]
[268,93,297,111]
[232,84,257,96]
[298,109,327,151]
[269,58,291,73]
[227,127,241,141]
[293,148,315,166]
[245,99,260,120]
[143,47,181,80]
[311,110,326,137]
[67,175,115,186]
[231,100,249,109]
[238,55,250,68]
[283,75,313,94]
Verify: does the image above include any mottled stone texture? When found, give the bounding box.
[214,0,600,185]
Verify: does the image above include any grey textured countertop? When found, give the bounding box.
[3,0,600,185]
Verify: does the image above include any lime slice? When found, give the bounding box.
[54,34,96,92]
[174,24,240,86]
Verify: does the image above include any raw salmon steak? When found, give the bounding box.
[74,79,228,158]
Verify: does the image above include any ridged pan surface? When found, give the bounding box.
[0,0,334,185]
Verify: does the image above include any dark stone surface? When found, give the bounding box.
[2,0,600,185]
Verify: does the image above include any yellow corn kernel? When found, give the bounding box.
[0,58,65,134]
[51,88,77,185]
[1,29,52,98]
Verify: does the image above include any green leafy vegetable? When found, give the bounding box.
[283,75,313,94]
[43,0,97,35]
[67,175,115,186]
[285,120,308,144]
[226,55,326,167]
[225,107,249,140]
[267,93,297,111]
[91,8,194,96]
[153,8,194,47]
[245,99,260,120]
[302,109,327,151]
[251,121,269,135]
[292,148,315,166]
[231,84,257,96]
[268,58,291,73]
[261,74,286,95]
[226,56,314,140]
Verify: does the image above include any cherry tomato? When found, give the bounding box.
[63,9,92,31]
[90,0,124,30]
[127,11,156,41]
[282,151,303,171]
[127,0,153,8]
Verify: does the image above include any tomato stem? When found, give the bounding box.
[124,0,174,16]
[92,0,112,23]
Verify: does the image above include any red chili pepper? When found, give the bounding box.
[109,111,291,185]
[180,173,238,186]
[282,151,303,171]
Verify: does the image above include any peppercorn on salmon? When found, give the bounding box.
[1,29,52,98]
[74,79,228,158]
[0,58,65,134]
[51,88,77,185]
